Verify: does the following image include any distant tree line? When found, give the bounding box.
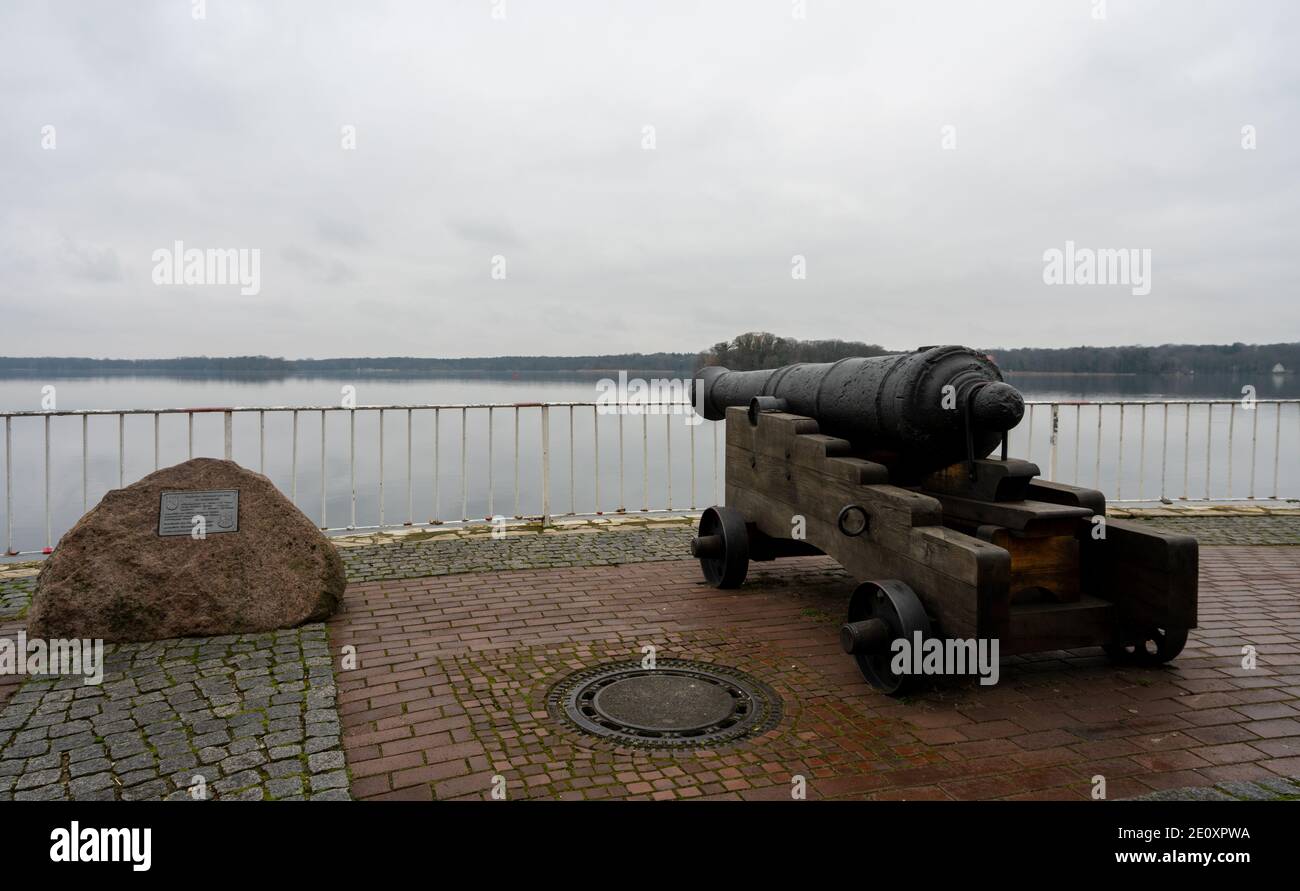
[0,353,697,375]
[986,343,1300,375]
[291,353,694,373]
[695,334,1300,375]
[0,356,292,374]
[2,339,1296,377]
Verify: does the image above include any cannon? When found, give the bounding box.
[690,345,1198,695]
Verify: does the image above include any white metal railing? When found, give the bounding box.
[1010,400,1300,504]
[2,399,1298,558]
[1,401,716,557]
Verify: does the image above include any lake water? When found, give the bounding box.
[2,371,1298,556]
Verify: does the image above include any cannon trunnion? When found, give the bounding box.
[692,404,1199,696]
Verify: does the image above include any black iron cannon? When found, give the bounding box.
[694,346,1025,480]
[690,345,1198,695]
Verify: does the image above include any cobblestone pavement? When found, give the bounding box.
[339,524,697,582]
[1131,775,1300,801]
[332,545,1300,801]
[339,515,1300,580]
[1128,515,1300,546]
[0,576,34,620]
[0,627,348,801]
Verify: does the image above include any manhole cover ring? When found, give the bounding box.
[548,659,783,748]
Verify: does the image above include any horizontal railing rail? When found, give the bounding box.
[2,400,715,557]
[2,398,1298,557]
[1012,400,1300,505]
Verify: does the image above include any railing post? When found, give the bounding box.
[1073,404,1081,483]
[689,406,696,509]
[541,405,551,527]
[1226,402,1236,498]
[665,412,672,509]
[44,415,51,550]
[1205,403,1213,501]
[511,407,519,518]
[460,407,468,522]
[82,414,89,511]
[1094,405,1102,488]
[1048,404,1059,481]
[349,409,356,529]
[1249,401,1259,499]
[319,410,327,528]
[434,407,441,522]
[1116,404,1125,500]
[223,411,233,460]
[290,410,298,505]
[4,416,12,556]
[1273,403,1283,499]
[407,408,413,524]
[1137,403,1147,500]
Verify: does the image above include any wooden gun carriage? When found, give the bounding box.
[690,349,1198,695]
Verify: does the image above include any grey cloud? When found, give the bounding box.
[61,237,122,283]
[316,218,369,247]
[447,218,523,250]
[281,246,353,285]
[0,0,1295,358]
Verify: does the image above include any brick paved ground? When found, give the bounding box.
[331,542,1300,801]
[2,515,1298,801]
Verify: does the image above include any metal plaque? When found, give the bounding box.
[158,489,240,537]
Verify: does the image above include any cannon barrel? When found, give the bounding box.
[694,345,1023,476]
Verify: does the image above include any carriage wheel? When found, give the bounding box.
[692,506,749,589]
[1104,627,1188,666]
[839,579,932,695]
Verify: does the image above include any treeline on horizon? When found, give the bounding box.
[695,333,1300,375]
[1,337,1296,376]
[0,353,695,375]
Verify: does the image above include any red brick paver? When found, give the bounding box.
[330,546,1300,800]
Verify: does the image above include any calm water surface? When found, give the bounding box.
[2,371,1297,556]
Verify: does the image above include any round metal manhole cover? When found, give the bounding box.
[547,660,783,748]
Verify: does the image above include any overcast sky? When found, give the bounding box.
[1,0,1296,358]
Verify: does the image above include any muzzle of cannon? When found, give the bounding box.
[693,345,1024,478]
